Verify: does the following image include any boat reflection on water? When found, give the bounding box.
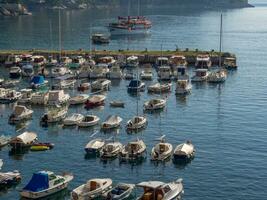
[9,148,29,160]
[176,95,188,106]
[173,157,194,170]
[119,156,147,166]
[20,188,69,200]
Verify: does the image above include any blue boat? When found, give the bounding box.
[30,75,47,89]
[127,80,145,93]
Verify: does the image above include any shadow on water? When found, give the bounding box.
[9,148,30,160]
[176,95,189,106]
[173,157,194,170]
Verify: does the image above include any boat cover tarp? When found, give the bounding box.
[23,172,49,192]
[31,76,45,85]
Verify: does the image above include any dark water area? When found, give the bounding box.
[1,4,267,200]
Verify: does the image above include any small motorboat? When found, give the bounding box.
[104,183,135,200]
[9,131,38,149]
[22,64,34,77]
[158,65,172,80]
[110,101,125,108]
[8,105,33,124]
[31,91,49,105]
[195,54,212,69]
[108,64,123,79]
[47,90,70,106]
[136,178,184,200]
[140,69,153,80]
[0,170,21,189]
[9,66,21,79]
[147,82,172,93]
[63,113,84,126]
[84,138,105,154]
[127,80,145,93]
[100,141,123,159]
[0,135,11,148]
[101,115,122,130]
[120,139,146,161]
[71,178,112,200]
[84,95,106,108]
[30,75,48,89]
[143,98,166,111]
[0,89,22,104]
[126,56,139,68]
[173,141,195,160]
[91,79,111,91]
[69,94,89,105]
[40,106,68,124]
[21,171,73,199]
[207,69,227,83]
[151,135,173,161]
[78,115,100,128]
[30,143,54,151]
[77,82,90,91]
[126,116,147,131]
[191,69,210,82]
[50,66,71,78]
[224,57,237,70]
[92,33,110,44]
[52,75,76,89]
[18,89,33,104]
[175,79,192,95]
[90,63,109,79]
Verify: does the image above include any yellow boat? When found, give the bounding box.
[30,145,50,151]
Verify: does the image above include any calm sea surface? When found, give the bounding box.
[0,3,267,200]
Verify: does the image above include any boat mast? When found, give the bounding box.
[219,13,223,68]
[58,9,62,62]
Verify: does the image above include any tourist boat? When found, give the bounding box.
[31,55,46,67]
[110,100,125,108]
[109,16,152,35]
[31,91,48,105]
[147,82,172,93]
[126,116,147,131]
[0,170,21,189]
[151,135,173,161]
[69,94,89,105]
[136,178,184,200]
[84,138,105,154]
[101,115,122,130]
[50,66,71,78]
[9,105,33,124]
[77,65,92,78]
[156,57,169,67]
[91,79,111,91]
[100,141,123,159]
[9,66,21,79]
[0,89,22,104]
[22,64,34,77]
[19,54,33,67]
[18,89,32,104]
[104,183,135,200]
[9,131,38,149]
[224,57,237,70]
[140,64,153,80]
[92,33,110,44]
[68,56,86,69]
[30,143,54,151]
[71,178,112,200]
[60,56,72,65]
[191,69,210,82]
[207,69,227,83]
[77,82,90,91]
[30,75,48,89]
[123,68,135,79]
[47,90,70,106]
[175,79,192,95]
[21,171,73,199]
[90,63,109,79]
[158,66,172,80]
[195,54,212,69]
[0,135,11,148]
[174,65,189,80]
[173,141,195,160]
[120,139,146,161]
[170,56,187,78]
[63,113,84,126]
[40,106,68,124]
[126,56,139,68]
[108,64,123,79]
[78,115,100,127]
[84,95,106,108]
[127,80,145,93]
[52,75,76,89]
[143,98,166,111]
[4,54,21,67]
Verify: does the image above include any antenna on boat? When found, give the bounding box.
[219,13,223,68]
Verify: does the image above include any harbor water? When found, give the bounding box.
[1,2,267,200]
